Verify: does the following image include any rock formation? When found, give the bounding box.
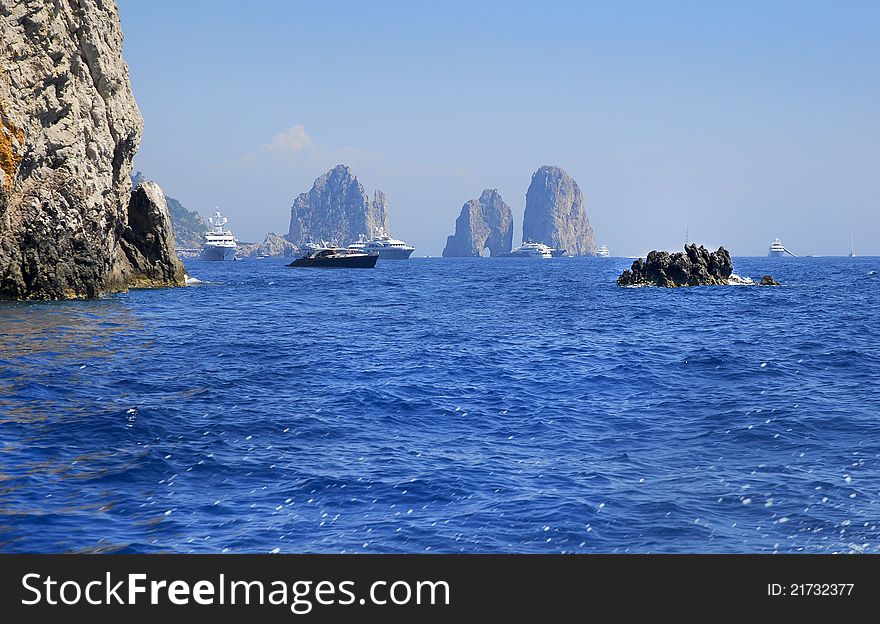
[237,232,299,258]
[760,275,780,286]
[522,165,595,255]
[286,164,389,246]
[120,181,187,288]
[0,0,184,299]
[133,171,206,249]
[164,195,207,250]
[442,189,513,257]
[617,244,733,287]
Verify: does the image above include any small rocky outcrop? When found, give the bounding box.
[133,172,206,249]
[132,171,206,249]
[118,182,187,288]
[523,165,595,255]
[237,232,299,258]
[0,0,184,299]
[286,164,389,246]
[617,244,733,287]
[442,189,513,257]
[760,275,780,286]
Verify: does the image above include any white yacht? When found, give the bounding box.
[768,237,795,258]
[200,210,237,261]
[596,245,610,257]
[347,234,369,253]
[501,241,553,258]
[361,228,415,259]
[298,240,331,258]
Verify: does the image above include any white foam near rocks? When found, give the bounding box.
[184,274,203,286]
[727,274,755,286]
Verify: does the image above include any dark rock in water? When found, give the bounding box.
[133,171,207,249]
[442,189,513,257]
[760,275,780,286]
[0,0,184,300]
[523,165,596,256]
[617,244,733,287]
[120,182,187,288]
[286,164,389,246]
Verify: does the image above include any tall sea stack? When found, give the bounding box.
[286,164,389,246]
[0,0,185,299]
[442,189,513,257]
[522,165,595,255]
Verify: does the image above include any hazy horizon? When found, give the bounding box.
[119,0,879,257]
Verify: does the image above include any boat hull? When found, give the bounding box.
[288,254,379,268]
[200,245,236,261]
[768,250,786,258]
[373,248,414,259]
[499,252,551,258]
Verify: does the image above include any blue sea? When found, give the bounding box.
[1,256,878,553]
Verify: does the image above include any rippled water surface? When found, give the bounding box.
[1,256,878,553]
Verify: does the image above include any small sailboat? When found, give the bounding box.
[849,230,856,258]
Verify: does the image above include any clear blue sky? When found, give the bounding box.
[118,0,879,256]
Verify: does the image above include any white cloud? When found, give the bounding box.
[263,125,315,153]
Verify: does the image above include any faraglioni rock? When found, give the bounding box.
[237,232,300,258]
[617,244,733,287]
[0,0,184,299]
[522,165,596,255]
[286,165,389,246]
[442,189,513,257]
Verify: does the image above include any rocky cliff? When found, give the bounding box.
[237,232,299,258]
[442,189,513,257]
[133,171,206,249]
[522,165,595,255]
[121,181,187,287]
[286,164,389,246]
[617,244,733,287]
[164,194,206,250]
[0,0,184,299]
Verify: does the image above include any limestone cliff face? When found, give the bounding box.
[442,189,513,257]
[0,0,184,299]
[522,165,596,256]
[286,164,389,246]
